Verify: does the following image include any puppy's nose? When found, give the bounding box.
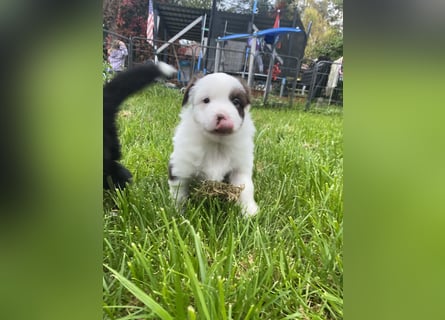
[216,114,227,124]
[215,113,234,133]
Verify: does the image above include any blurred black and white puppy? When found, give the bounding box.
[103,62,176,189]
[168,73,259,216]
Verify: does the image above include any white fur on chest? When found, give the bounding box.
[198,142,232,180]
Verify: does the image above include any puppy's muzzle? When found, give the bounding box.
[214,114,234,134]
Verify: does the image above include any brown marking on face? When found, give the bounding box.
[168,162,177,181]
[229,86,250,119]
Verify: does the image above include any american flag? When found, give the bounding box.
[146,0,154,46]
[273,9,281,49]
[273,9,280,28]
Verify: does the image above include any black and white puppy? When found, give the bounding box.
[103,62,176,189]
[168,73,259,216]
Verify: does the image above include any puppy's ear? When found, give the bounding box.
[181,80,194,106]
[237,77,252,106]
[181,73,203,106]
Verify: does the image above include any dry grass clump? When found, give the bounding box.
[192,180,245,202]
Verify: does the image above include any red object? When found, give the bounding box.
[273,9,281,48]
[273,10,280,28]
[272,63,281,81]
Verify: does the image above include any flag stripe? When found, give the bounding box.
[146,0,154,45]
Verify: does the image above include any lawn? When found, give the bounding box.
[103,84,343,320]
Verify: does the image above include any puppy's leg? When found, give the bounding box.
[168,163,189,211]
[104,161,132,189]
[168,178,189,211]
[230,171,259,216]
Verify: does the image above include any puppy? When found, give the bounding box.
[103,62,176,189]
[168,73,259,216]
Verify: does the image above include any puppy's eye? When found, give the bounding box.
[232,98,241,107]
[203,97,210,104]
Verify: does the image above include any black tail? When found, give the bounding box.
[103,63,176,189]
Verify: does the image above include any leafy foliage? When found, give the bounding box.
[293,0,343,60]
[115,0,148,38]
[312,29,343,60]
[172,0,213,9]
[103,61,114,84]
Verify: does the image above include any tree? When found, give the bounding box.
[312,28,342,59]
[292,0,343,60]
[217,0,272,14]
[103,0,124,31]
[114,0,148,38]
[326,0,343,31]
[218,0,251,13]
[172,0,212,9]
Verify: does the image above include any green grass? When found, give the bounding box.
[103,84,343,319]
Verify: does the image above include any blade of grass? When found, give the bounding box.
[105,265,174,320]
[173,219,211,320]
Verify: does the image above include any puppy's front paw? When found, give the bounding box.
[241,201,259,217]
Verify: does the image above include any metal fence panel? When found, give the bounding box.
[302,59,343,109]
[103,30,343,108]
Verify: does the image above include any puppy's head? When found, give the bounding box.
[182,73,251,135]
